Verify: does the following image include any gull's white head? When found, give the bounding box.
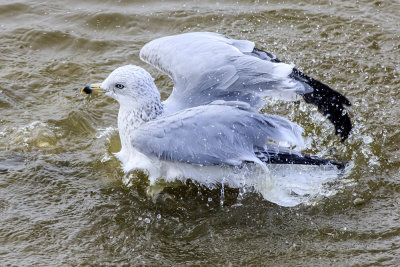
[82,64,163,121]
[100,65,161,107]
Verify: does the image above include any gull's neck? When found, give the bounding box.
[117,96,164,156]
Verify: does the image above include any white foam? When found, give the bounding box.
[95,127,117,140]
[121,148,347,207]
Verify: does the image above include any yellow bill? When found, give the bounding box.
[81,83,103,94]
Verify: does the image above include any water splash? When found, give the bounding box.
[121,160,351,207]
[1,121,59,150]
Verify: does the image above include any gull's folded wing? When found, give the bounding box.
[132,102,304,166]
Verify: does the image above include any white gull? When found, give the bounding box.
[82,32,351,206]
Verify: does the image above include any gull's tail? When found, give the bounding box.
[255,149,347,170]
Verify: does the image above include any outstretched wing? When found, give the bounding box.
[140,32,308,110]
[132,101,304,166]
[140,32,352,141]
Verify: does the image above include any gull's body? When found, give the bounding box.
[83,32,351,206]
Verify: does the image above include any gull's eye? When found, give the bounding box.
[115,83,125,89]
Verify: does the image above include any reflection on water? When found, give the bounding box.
[1,0,400,265]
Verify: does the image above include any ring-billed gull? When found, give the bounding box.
[81,32,351,206]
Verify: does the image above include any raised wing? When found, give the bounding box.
[140,32,351,141]
[140,32,307,110]
[131,101,304,166]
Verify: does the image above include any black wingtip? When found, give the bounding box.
[256,150,348,170]
[292,68,352,142]
[249,48,352,142]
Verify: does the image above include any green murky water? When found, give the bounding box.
[1,0,400,265]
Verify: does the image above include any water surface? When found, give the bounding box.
[1,0,400,265]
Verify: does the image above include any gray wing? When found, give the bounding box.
[140,32,352,141]
[131,101,304,166]
[140,32,309,112]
